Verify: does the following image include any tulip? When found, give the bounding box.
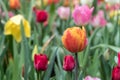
[63,0,70,6]
[35,0,48,8]
[48,0,59,5]
[4,14,31,42]
[72,5,94,26]
[84,76,101,80]
[62,26,87,53]
[112,52,120,80]
[109,10,120,18]
[34,54,48,71]
[91,10,107,27]
[63,55,75,71]
[35,10,48,23]
[57,6,70,20]
[9,0,20,9]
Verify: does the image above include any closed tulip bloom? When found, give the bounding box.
[84,76,101,80]
[36,10,48,23]
[63,55,75,71]
[9,0,20,9]
[57,6,70,20]
[62,27,87,53]
[72,5,94,26]
[4,14,31,42]
[112,52,120,80]
[34,54,48,71]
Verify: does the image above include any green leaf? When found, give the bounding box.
[0,35,5,57]
[100,55,111,80]
[43,48,58,80]
[20,22,31,80]
[91,44,120,53]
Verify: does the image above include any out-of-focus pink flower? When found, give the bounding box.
[1,11,14,18]
[84,76,101,80]
[112,52,120,80]
[91,10,107,27]
[8,11,14,18]
[72,5,94,26]
[35,10,48,23]
[57,6,70,20]
[106,3,120,11]
[63,55,75,71]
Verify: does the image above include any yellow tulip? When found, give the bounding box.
[4,14,31,42]
[109,10,120,18]
[62,26,87,53]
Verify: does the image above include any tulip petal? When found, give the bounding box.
[10,14,23,25]
[11,24,21,42]
[23,19,31,38]
[4,21,13,35]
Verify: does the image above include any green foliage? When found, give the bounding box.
[0,0,120,80]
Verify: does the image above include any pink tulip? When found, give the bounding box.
[72,5,94,26]
[84,76,101,80]
[91,10,107,27]
[57,6,70,20]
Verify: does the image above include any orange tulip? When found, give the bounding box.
[62,27,87,53]
[48,0,59,5]
[9,0,20,9]
[63,0,70,7]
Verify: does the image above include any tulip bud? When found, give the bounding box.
[34,54,48,71]
[9,0,20,9]
[63,55,75,71]
[62,26,87,53]
[36,10,48,23]
[72,5,94,26]
[112,52,120,80]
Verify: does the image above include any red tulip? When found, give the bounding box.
[112,52,120,80]
[34,54,48,71]
[36,10,48,23]
[112,66,120,80]
[63,55,75,71]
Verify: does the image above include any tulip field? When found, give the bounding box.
[0,0,120,80]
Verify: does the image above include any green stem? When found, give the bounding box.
[20,22,30,80]
[118,14,120,47]
[66,71,72,80]
[37,71,41,80]
[75,53,79,80]
[41,0,44,9]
